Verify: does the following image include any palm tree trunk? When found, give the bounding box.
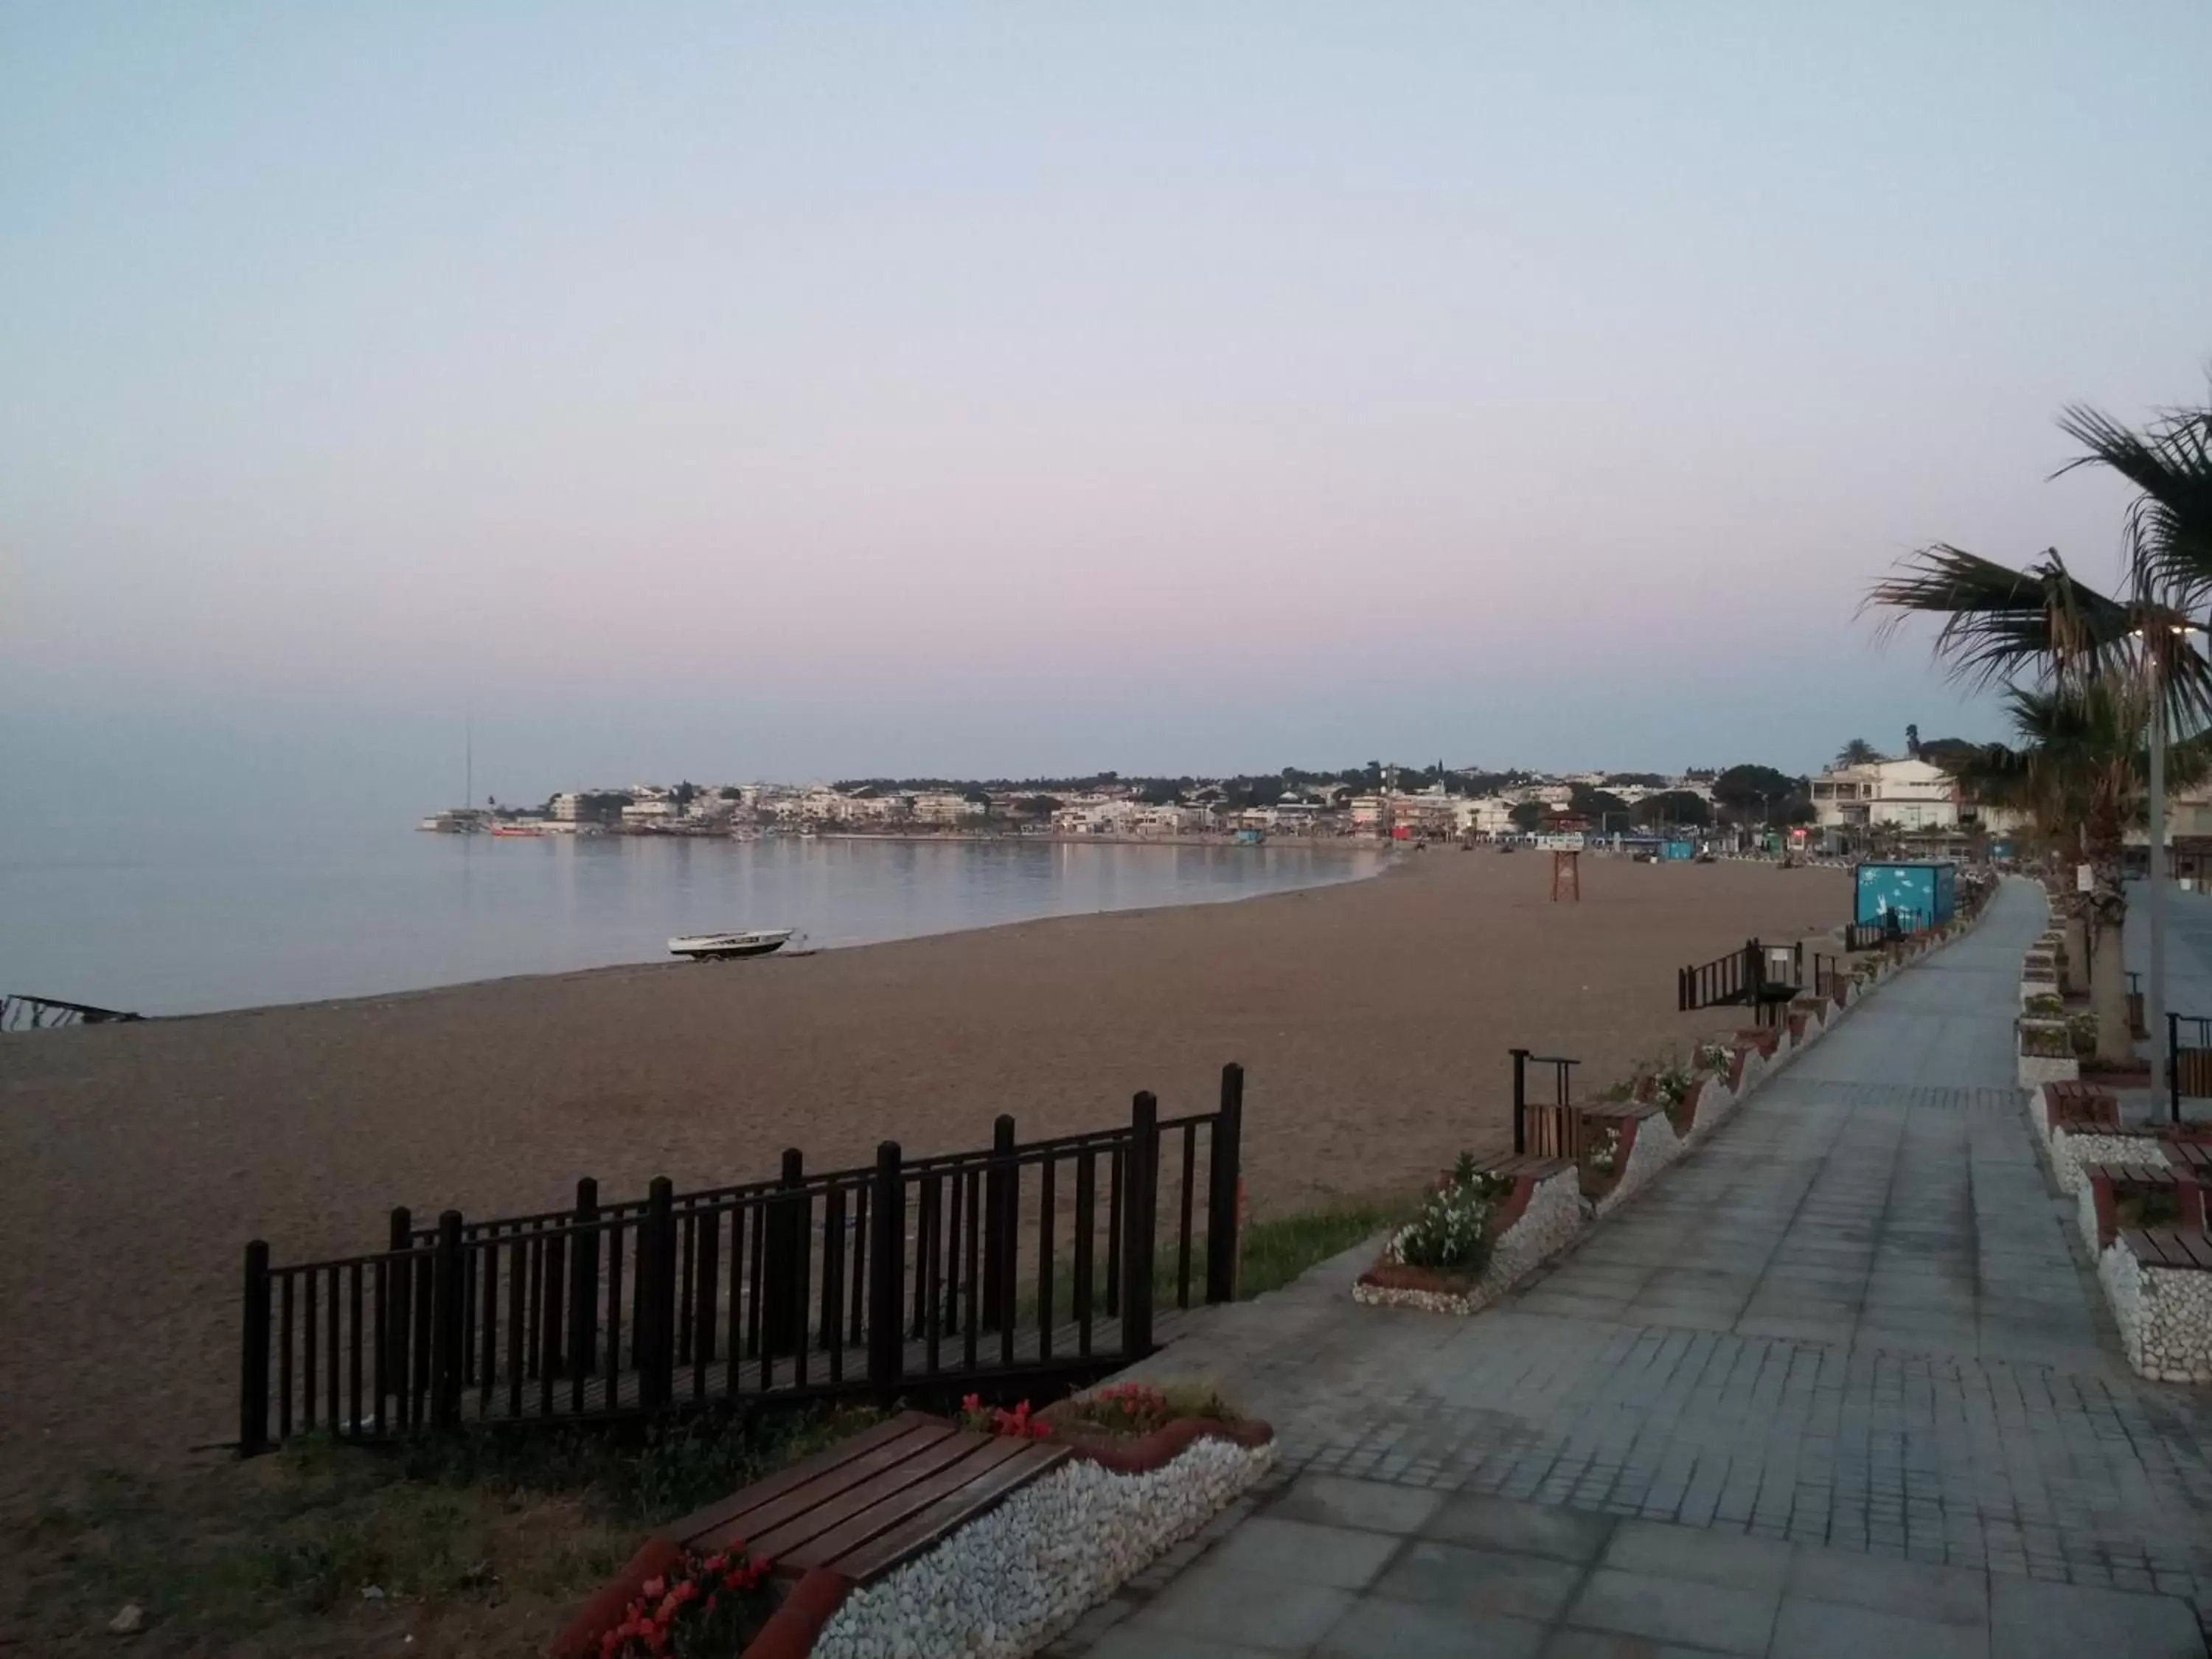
[2086,820,2131,1063]
[2064,905,2090,995]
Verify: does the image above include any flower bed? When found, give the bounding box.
[2019,1018,2079,1089]
[553,1396,1274,1659]
[1589,1107,1683,1215]
[810,1400,1274,1659]
[1354,1157,1584,1315]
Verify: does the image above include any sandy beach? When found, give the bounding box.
[0,850,1846,1512]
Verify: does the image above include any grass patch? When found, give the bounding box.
[10,1403,884,1657]
[1231,1194,1414,1298]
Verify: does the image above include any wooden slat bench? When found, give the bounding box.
[2086,1163,2205,1250]
[2121,1227,2212,1271]
[2042,1080,2118,1133]
[2165,1141,2212,1175]
[672,1410,1068,1583]
[1520,1105,1585,1162]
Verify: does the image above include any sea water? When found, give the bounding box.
[0,827,1382,1016]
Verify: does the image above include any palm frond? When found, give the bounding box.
[1864,546,2134,688]
[2057,399,2212,607]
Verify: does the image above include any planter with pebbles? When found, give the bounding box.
[1355,1153,1587,1315]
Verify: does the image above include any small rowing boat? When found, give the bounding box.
[668,928,798,961]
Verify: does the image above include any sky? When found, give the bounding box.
[4,1,2209,821]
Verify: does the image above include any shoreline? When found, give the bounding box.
[0,853,1848,1509]
[0,836,1389,1022]
[32,842,1399,1026]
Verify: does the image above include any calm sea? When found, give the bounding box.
[0,830,1382,1017]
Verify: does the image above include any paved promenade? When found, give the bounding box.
[1068,880,2212,1657]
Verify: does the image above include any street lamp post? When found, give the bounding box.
[2140,618,2199,1109]
[2152,656,2169,1105]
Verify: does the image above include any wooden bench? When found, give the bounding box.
[672,1410,1067,1583]
[2120,1228,2212,1271]
[2088,1163,2205,1251]
[2042,1080,2118,1133]
[2164,1141,2212,1174]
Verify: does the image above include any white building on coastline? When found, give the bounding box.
[1809,758,1960,832]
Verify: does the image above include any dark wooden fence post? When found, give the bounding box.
[1124,1092,1158,1355]
[2172,1013,2184,1125]
[431,1210,465,1429]
[764,1149,804,1353]
[569,1177,599,1377]
[1509,1048,1530,1156]
[381,1206,409,1402]
[1206,1063,1244,1304]
[240,1240,271,1454]
[868,1141,905,1400]
[981,1114,1015,1330]
[641,1177,676,1408]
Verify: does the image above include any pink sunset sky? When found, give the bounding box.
[3,3,2208,816]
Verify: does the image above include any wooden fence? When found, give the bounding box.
[1,993,141,1032]
[1676,939,1817,1027]
[239,1065,1245,1454]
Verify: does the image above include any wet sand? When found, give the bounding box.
[0,850,1846,1509]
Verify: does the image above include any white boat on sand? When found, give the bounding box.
[668,928,798,961]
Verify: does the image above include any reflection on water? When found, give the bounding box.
[0,833,1383,1016]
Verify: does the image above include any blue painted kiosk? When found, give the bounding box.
[1854,860,1957,933]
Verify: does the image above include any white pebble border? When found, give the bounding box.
[1594,1112,1686,1216]
[1687,1076,1739,1135]
[1353,1169,1585,1315]
[808,1436,1276,1659]
[2098,1242,2212,1384]
[2047,1128,2168,1197]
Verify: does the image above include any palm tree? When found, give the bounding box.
[1834,737,1887,768]
[1934,682,2208,1057]
[1867,540,2212,1062]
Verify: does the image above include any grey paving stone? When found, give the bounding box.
[1313,1596,1548,1659]
[1206,1515,1404,1590]
[1372,1539,1587,1621]
[1568,1567,1779,1654]
[1770,1597,1990,1659]
[1422,1493,1615,1563]
[1088,1623,1284,1659]
[1988,1574,2205,1659]
[1537,1631,1719,1659]
[1267,1473,1445,1536]
[1787,1543,1989,1624]
[1601,1517,1794,1592]
[1093,886,2212,1649]
[1140,1564,1359,1652]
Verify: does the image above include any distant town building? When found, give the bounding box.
[1810,758,1959,832]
